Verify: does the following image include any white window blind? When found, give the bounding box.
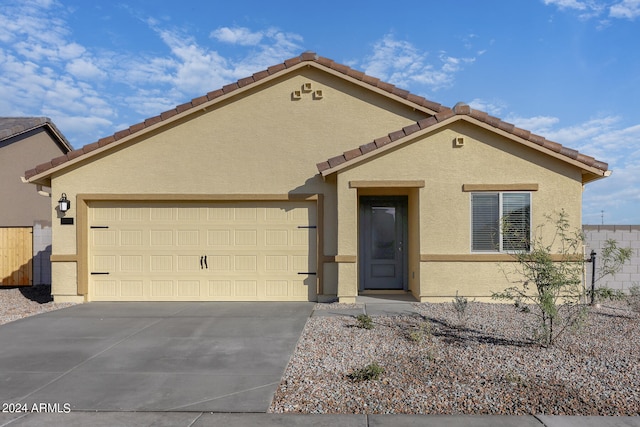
[471,193,499,251]
[471,192,531,252]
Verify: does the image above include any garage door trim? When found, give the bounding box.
[73,193,323,300]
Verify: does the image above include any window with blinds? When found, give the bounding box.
[471,192,531,252]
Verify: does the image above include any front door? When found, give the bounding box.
[359,196,407,290]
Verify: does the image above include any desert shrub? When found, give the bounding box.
[347,362,384,381]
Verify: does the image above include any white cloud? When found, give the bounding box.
[66,58,107,80]
[0,0,304,146]
[610,0,640,18]
[506,111,640,223]
[543,0,640,21]
[211,27,264,46]
[359,34,476,91]
[468,98,508,116]
[543,0,589,10]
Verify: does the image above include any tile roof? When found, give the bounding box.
[24,52,448,181]
[316,101,609,176]
[23,52,608,182]
[0,117,72,152]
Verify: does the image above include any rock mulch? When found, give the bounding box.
[0,285,76,326]
[269,301,640,415]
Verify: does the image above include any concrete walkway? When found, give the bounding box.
[2,412,639,426]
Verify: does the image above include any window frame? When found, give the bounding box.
[470,191,532,253]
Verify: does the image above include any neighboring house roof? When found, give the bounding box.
[23,52,609,184]
[317,102,609,183]
[0,117,73,153]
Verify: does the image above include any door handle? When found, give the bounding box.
[203,255,208,269]
[200,256,203,269]
[398,241,403,252]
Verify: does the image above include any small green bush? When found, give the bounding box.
[356,314,374,329]
[408,321,432,343]
[347,362,384,381]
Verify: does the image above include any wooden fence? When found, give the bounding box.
[0,227,33,286]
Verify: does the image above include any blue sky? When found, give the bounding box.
[1,0,639,224]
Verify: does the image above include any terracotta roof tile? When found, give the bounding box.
[144,115,162,127]
[238,76,255,87]
[360,142,377,154]
[418,117,438,129]
[51,155,68,167]
[402,123,421,136]
[388,129,406,142]
[176,102,193,114]
[329,62,349,74]
[497,120,515,133]
[361,74,381,86]
[529,133,546,146]
[268,63,286,74]
[97,135,115,147]
[435,109,455,122]
[222,83,239,94]
[344,147,363,161]
[66,149,85,161]
[160,109,178,120]
[377,81,395,93]
[114,129,131,140]
[284,56,302,67]
[316,161,331,172]
[82,141,100,153]
[374,135,392,148]
[300,51,317,61]
[543,140,562,153]
[327,154,346,168]
[318,101,610,176]
[512,127,531,140]
[560,146,579,159]
[23,53,608,181]
[253,70,270,81]
[346,68,365,81]
[130,122,146,133]
[206,89,224,100]
[35,161,53,174]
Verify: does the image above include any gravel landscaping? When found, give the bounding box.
[3,287,638,415]
[0,285,76,325]
[269,301,640,415]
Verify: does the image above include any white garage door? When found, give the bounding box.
[88,201,317,301]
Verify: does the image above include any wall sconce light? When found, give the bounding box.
[58,193,71,212]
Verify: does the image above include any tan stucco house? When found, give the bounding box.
[24,52,609,303]
[1,117,72,286]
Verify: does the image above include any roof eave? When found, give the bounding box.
[319,115,611,180]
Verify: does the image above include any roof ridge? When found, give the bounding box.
[25,52,447,180]
[316,101,608,174]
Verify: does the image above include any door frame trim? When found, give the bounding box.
[358,195,408,291]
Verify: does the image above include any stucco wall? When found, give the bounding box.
[0,128,65,226]
[583,225,640,292]
[48,68,429,300]
[335,120,585,301]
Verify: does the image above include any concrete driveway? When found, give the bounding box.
[0,302,313,412]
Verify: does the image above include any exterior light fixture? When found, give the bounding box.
[58,193,71,212]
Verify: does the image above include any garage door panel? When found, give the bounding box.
[89,201,316,301]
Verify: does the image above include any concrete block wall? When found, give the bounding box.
[32,221,52,285]
[583,225,640,292]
